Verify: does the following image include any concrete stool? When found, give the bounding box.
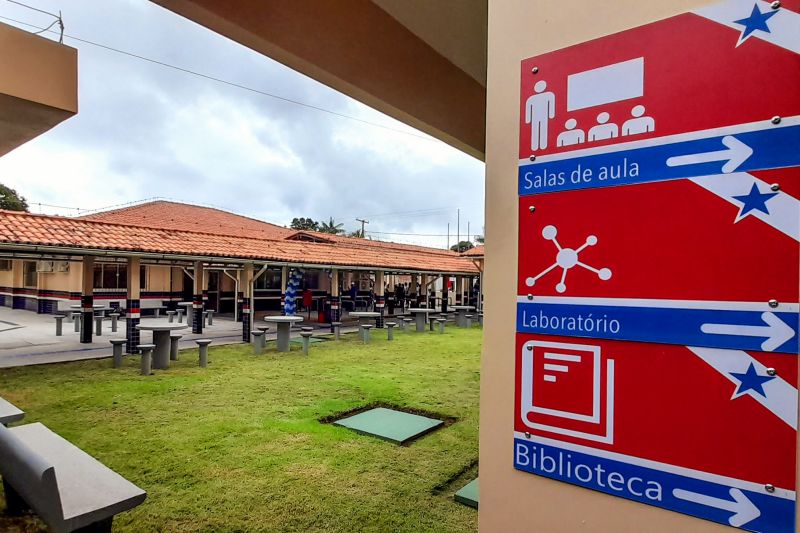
[396,318,406,332]
[205,310,214,326]
[301,326,314,332]
[403,318,414,332]
[428,316,437,332]
[176,309,184,323]
[72,311,81,332]
[196,339,212,367]
[139,344,155,376]
[362,324,373,344]
[251,331,265,355]
[166,310,177,323]
[465,314,474,328]
[110,339,126,368]
[331,322,342,340]
[94,315,104,336]
[478,313,484,327]
[170,334,182,361]
[54,314,66,336]
[386,322,396,340]
[153,308,161,319]
[300,331,313,356]
[437,318,447,333]
[108,313,120,333]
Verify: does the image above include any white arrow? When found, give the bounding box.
[666,135,753,173]
[700,312,795,352]
[673,488,760,527]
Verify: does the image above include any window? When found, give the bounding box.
[254,269,281,290]
[0,260,10,271]
[303,271,320,290]
[93,264,128,290]
[23,261,37,288]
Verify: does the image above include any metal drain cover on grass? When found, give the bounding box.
[334,407,443,444]
[454,478,479,509]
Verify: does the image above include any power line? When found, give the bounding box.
[4,1,62,42]
[0,14,441,143]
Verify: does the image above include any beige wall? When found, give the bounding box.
[479,1,736,531]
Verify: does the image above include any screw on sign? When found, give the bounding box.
[514,1,800,531]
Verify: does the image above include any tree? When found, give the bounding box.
[319,217,344,235]
[0,184,28,212]
[451,241,474,253]
[290,217,319,231]
[348,228,365,238]
[475,235,485,244]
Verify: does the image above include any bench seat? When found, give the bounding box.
[0,396,24,425]
[0,422,146,532]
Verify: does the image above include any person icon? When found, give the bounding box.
[588,112,618,142]
[622,104,655,136]
[556,118,585,147]
[524,80,556,151]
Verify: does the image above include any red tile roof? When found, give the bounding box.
[0,210,478,274]
[462,245,484,257]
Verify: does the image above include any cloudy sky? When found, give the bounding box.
[0,0,485,248]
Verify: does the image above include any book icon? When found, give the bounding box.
[520,340,615,443]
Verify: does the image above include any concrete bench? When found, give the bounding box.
[170,334,182,361]
[53,315,66,337]
[386,321,397,340]
[465,314,474,328]
[110,339,127,369]
[251,331,265,355]
[436,318,447,334]
[0,396,24,426]
[300,331,313,356]
[108,313,120,333]
[330,322,342,340]
[402,318,414,331]
[361,324,373,344]
[138,344,155,376]
[195,339,212,367]
[0,422,146,533]
[165,310,177,323]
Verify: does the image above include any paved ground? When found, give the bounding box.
[0,308,362,368]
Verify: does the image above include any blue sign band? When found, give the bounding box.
[518,124,800,196]
[514,438,794,532]
[516,302,798,354]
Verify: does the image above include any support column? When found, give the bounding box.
[280,266,288,315]
[192,261,204,334]
[242,263,253,342]
[330,269,341,329]
[441,275,449,313]
[420,274,429,308]
[410,274,419,307]
[375,271,385,327]
[455,276,463,306]
[80,256,94,344]
[126,257,141,353]
[236,270,244,322]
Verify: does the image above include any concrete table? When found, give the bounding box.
[408,308,435,332]
[263,315,303,352]
[136,322,188,370]
[178,302,194,325]
[349,311,381,339]
[70,303,111,317]
[451,305,476,327]
[0,396,24,425]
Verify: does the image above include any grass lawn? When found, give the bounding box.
[0,327,481,532]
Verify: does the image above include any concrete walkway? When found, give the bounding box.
[0,308,363,368]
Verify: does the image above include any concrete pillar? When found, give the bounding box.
[455,276,463,305]
[80,256,94,344]
[441,275,449,313]
[192,261,204,334]
[125,257,141,353]
[330,268,341,328]
[236,269,244,322]
[410,274,419,307]
[375,270,385,327]
[420,274,429,308]
[242,263,253,342]
[280,266,288,314]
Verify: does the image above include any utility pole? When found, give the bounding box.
[447,223,450,250]
[467,222,470,243]
[355,218,369,237]
[457,209,460,252]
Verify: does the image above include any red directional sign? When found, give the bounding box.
[514,1,800,531]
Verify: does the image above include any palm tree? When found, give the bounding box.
[319,217,345,234]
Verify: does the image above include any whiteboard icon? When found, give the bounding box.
[567,57,644,111]
[521,340,615,443]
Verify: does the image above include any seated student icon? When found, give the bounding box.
[588,112,618,142]
[556,118,585,147]
[622,105,655,136]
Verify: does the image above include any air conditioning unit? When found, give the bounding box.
[55,261,70,273]
[36,261,54,273]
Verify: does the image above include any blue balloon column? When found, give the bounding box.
[283,268,304,315]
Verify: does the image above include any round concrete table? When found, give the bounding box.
[136,322,188,369]
[263,316,303,352]
[178,302,194,325]
[349,311,381,339]
[408,308,435,332]
[451,305,476,327]
[70,303,111,317]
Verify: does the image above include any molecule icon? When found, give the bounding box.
[525,225,612,293]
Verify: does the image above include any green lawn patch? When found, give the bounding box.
[0,327,481,532]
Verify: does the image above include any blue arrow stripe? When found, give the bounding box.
[514,438,794,532]
[518,124,800,196]
[516,302,798,354]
